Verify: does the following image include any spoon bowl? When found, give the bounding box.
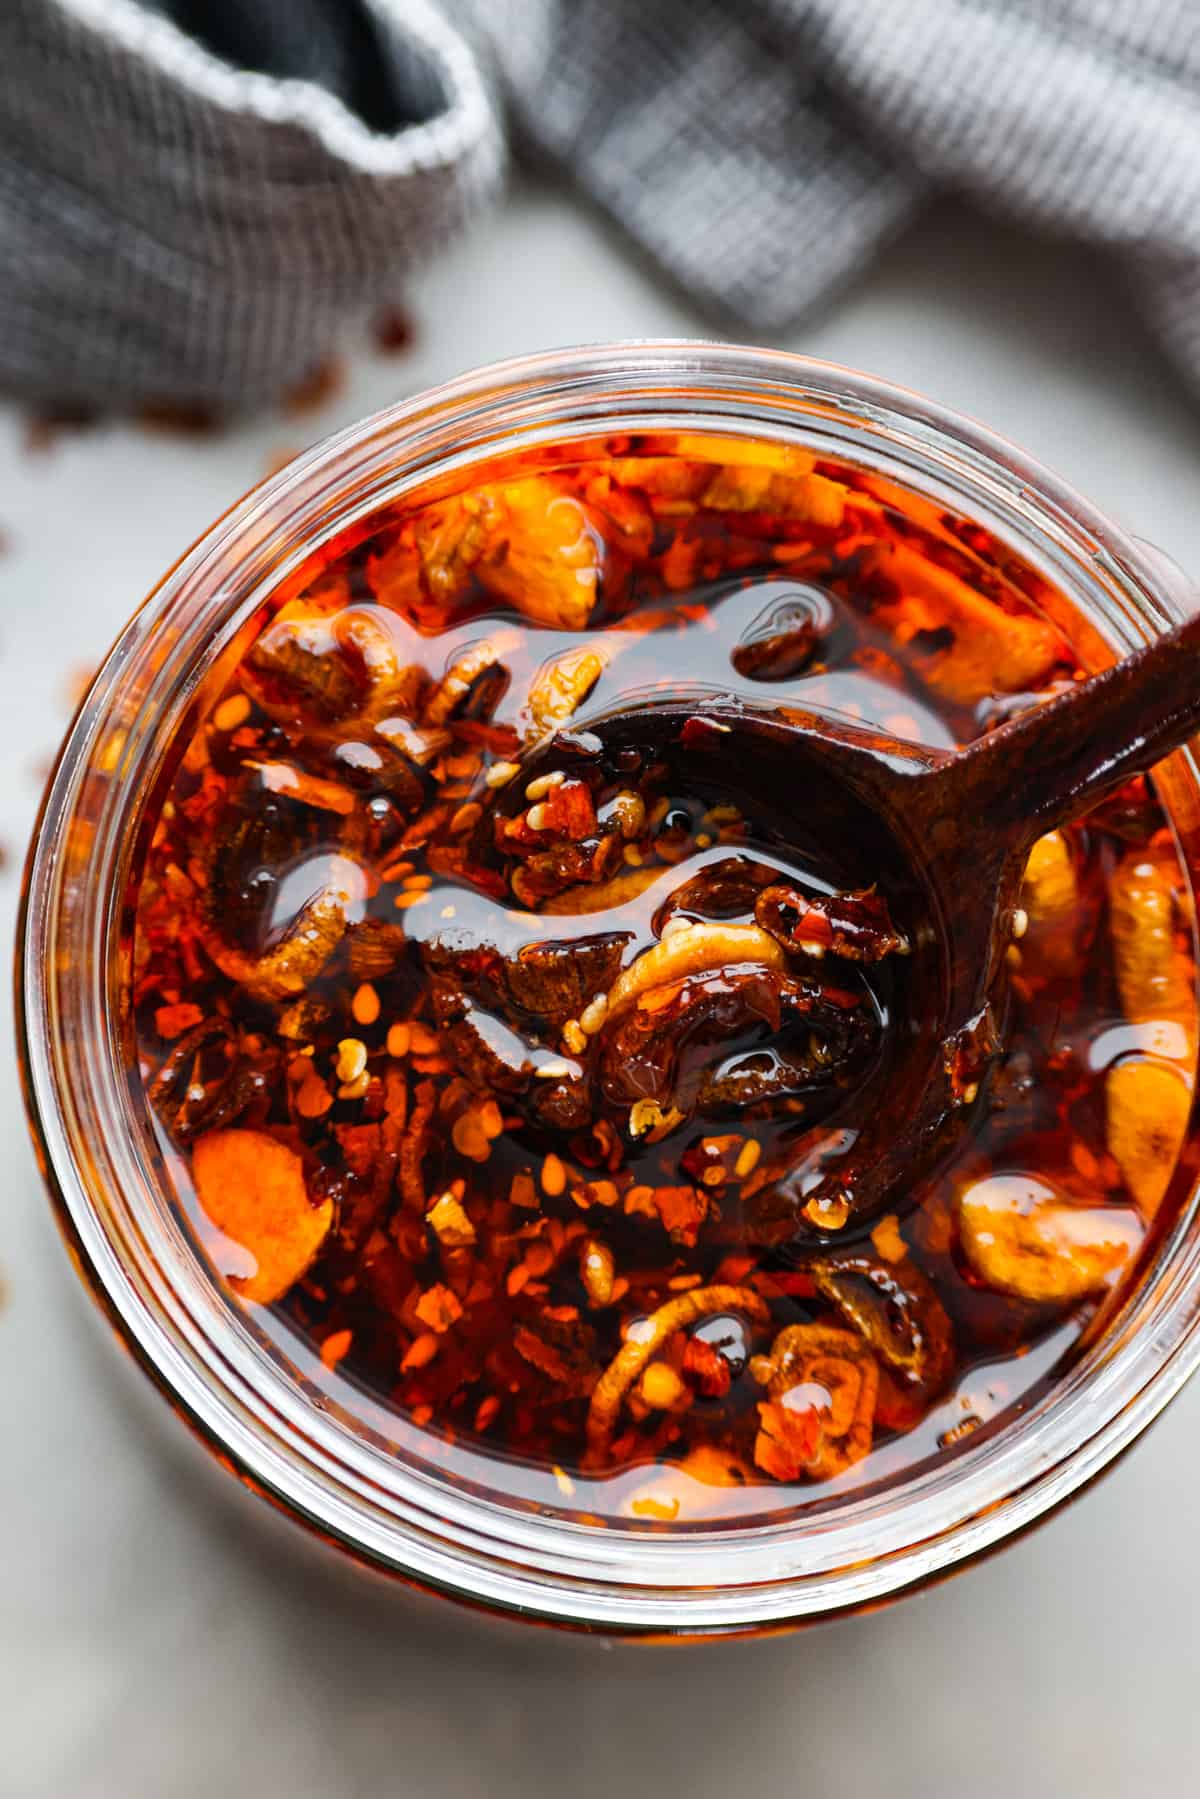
[506,600,1200,1247]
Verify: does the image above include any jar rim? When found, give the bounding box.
[19,339,1200,1634]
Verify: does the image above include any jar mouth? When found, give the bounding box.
[19,340,1200,1634]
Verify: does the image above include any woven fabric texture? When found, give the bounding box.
[2,0,1198,407]
[450,0,1200,384]
[0,0,502,410]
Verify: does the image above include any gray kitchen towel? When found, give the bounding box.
[3,0,1199,412]
[0,0,502,411]
[450,0,1200,386]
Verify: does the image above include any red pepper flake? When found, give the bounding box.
[653,1185,709,1246]
[754,1397,822,1481]
[682,1335,731,1398]
[536,778,598,841]
[284,356,344,416]
[680,715,733,752]
[474,1394,501,1431]
[335,1122,383,1180]
[415,1283,463,1334]
[373,307,414,354]
[154,1001,205,1040]
[753,1270,817,1299]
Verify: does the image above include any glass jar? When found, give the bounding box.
[19,342,1200,1637]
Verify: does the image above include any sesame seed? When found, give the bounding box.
[485,760,521,789]
[579,993,609,1035]
[335,1038,368,1084]
[525,770,566,801]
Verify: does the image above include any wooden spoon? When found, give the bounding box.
[547,610,1200,1245]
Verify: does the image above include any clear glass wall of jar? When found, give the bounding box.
[18,344,1200,1635]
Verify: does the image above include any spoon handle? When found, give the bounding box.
[942,605,1200,847]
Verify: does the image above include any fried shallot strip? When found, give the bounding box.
[604,922,785,1018]
[197,854,364,1004]
[1105,852,1197,1215]
[585,1284,770,1455]
[399,1079,438,1213]
[750,1323,879,1480]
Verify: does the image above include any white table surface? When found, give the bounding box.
[5,180,1200,1799]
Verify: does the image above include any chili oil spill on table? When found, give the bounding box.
[3,183,1200,1798]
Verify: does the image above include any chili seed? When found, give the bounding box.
[475,1395,501,1431]
[213,692,251,732]
[561,1019,587,1055]
[451,1111,491,1162]
[734,1138,761,1179]
[451,801,483,834]
[639,1363,688,1410]
[478,1099,504,1139]
[320,1328,353,1369]
[401,1332,439,1371]
[387,1022,411,1058]
[352,982,380,1026]
[541,1153,567,1197]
